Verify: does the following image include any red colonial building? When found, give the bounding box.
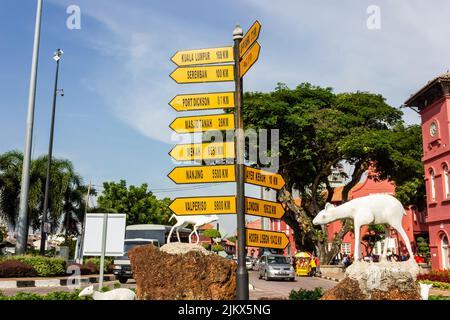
[405,73,450,270]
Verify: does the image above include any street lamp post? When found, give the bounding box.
[39,49,64,255]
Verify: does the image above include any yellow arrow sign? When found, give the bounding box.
[246,228,290,250]
[171,46,234,67]
[240,42,261,78]
[169,92,235,112]
[170,65,234,84]
[169,114,235,133]
[245,197,285,219]
[239,20,261,58]
[169,142,235,161]
[169,196,236,215]
[245,166,285,190]
[168,195,284,219]
[168,165,236,184]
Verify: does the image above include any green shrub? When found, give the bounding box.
[212,244,224,253]
[0,260,37,278]
[419,280,450,290]
[114,282,121,289]
[289,287,324,300]
[7,256,66,277]
[84,257,113,274]
[429,295,450,300]
[0,289,92,300]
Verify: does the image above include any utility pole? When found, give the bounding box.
[40,49,64,255]
[16,0,43,255]
[233,24,249,300]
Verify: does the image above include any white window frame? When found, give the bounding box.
[430,169,436,201]
[444,164,450,199]
[341,243,351,255]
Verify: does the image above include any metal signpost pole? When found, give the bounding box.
[16,0,43,255]
[99,213,109,289]
[233,25,249,300]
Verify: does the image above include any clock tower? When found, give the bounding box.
[405,73,450,270]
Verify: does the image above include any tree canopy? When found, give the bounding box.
[242,83,424,263]
[96,180,172,225]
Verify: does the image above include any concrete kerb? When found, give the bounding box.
[0,275,116,289]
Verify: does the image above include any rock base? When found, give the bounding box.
[322,260,421,300]
[128,243,236,300]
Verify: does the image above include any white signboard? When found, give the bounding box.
[82,213,126,257]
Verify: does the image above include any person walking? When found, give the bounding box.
[310,256,317,276]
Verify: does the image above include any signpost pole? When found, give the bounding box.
[233,25,249,300]
[99,213,108,289]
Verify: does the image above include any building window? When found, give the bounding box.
[430,169,436,201]
[444,164,450,199]
[341,243,351,255]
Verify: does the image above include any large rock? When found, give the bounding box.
[128,243,236,300]
[321,260,422,300]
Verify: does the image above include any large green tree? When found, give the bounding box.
[96,180,172,225]
[242,83,424,264]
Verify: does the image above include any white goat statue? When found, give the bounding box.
[78,285,136,300]
[167,214,219,244]
[419,283,433,300]
[312,194,414,261]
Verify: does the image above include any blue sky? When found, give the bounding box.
[1,0,450,235]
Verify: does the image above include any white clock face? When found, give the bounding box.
[430,122,438,137]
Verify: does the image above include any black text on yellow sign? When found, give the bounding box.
[239,20,261,58]
[168,165,236,184]
[169,92,235,112]
[246,228,290,250]
[245,166,285,190]
[240,42,260,78]
[169,114,235,133]
[169,196,236,216]
[245,197,285,219]
[170,65,234,84]
[169,142,235,162]
[171,46,234,67]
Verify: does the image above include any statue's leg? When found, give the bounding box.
[193,225,200,244]
[353,221,361,261]
[167,224,177,244]
[393,223,414,260]
[188,230,195,244]
[381,227,390,261]
[176,223,184,242]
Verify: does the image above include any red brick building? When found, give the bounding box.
[405,73,450,270]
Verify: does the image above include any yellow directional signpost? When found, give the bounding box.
[168,21,266,300]
[169,114,235,133]
[168,165,236,184]
[245,166,285,190]
[169,196,236,216]
[246,228,290,250]
[169,92,235,112]
[170,65,234,84]
[245,197,285,219]
[171,46,234,66]
[169,142,235,162]
[240,42,261,78]
[239,20,261,57]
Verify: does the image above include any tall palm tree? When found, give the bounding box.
[0,151,88,242]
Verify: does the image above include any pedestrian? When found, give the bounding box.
[314,255,321,275]
[310,256,317,276]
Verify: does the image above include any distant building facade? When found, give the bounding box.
[405,73,450,270]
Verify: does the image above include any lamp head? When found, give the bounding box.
[53,49,64,62]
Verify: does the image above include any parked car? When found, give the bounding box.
[246,257,253,270]
[258,254,295,281]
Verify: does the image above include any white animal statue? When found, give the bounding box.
[419,283,433,300]
[78,285,136,300]
[167,214,219,244]
[312,194,414,261]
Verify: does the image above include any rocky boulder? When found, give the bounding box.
[128,243,236,300]
[321,260,422,300]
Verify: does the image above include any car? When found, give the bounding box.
[246,257,253,270]
[258,254,295,281]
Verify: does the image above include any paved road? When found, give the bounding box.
[248,270,337,300]
[1,271,337,300]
